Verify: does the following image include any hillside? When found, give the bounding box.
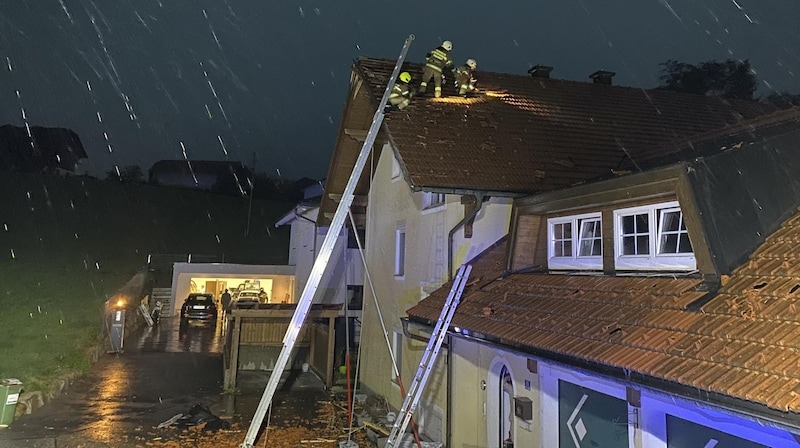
[0,172,293,390]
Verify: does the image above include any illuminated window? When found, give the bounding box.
[614,201,695,271]
[547,213,602,270]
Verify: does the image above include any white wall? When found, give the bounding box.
[359,142,513,442]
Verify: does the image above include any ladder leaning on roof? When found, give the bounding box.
[239,34,416,448]
[385,264,472,448]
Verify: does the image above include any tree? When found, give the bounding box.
[106,165,144,183]
[658,59,757,100]
[763,92,800,109]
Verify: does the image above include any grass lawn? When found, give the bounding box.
[0,172,292,392]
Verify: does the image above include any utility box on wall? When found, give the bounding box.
[514,396,533,421]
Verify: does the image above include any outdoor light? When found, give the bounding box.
[115,298,125,308]
[453,326,461,333]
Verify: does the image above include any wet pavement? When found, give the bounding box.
[0,316,332,448]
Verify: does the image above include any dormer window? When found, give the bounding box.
[547,213,602,270]
[614,201,695,271]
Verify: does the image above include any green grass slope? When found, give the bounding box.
[0,172,292,391]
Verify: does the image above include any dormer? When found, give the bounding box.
[509,165,707,277]
[508,107,800,280]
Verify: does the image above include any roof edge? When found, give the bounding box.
[413,320,800,433]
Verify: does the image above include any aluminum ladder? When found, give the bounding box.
[239,34,416,448]
[385,264,472,448]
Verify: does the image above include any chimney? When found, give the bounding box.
[590,70,616,85]
[528,65,553,79]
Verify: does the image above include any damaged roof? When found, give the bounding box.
[407,208,800,426]
[355,57,777,194]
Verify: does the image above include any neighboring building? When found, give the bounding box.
[148,159,252,191]
[408,108,800,447]
[319,57,779,445]
[0,124,87,173]
[275,180,364,314]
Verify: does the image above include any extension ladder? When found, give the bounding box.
[385,264,472,448]
[239,34,416,448]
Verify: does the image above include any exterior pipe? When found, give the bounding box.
[448,192,486,281]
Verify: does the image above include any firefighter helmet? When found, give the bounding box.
[466,59,477,70]
[442,40,453,51]
[399,72,412,83]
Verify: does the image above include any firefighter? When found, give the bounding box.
[418,40,453,98]
[386,71,414,111]
[453,59,478,97]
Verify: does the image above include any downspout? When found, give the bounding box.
[448,192,486,281]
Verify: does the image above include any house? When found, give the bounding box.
[319,56,782,445]
[407,107,800,447]
[0,124,87,173]
[275,180,364,317]
[148,159,252,191]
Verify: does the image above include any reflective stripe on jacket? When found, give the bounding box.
[390,83,411,99]
[425,47,452,72]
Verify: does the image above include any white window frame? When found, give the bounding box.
[394,227,406,277]
[547,212,603,270]
[614,201,696,271]
[422,192,446,211]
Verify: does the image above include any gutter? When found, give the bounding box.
[448,192,486,281]
[407,315,800,435]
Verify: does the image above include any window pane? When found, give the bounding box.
[592,239,602,255]
[637,235,650,254]
[564,223,572,239]
[661,211,680,232]
[564,240,572,256]
[623,236,636,255]
[635,214,649,232]
[661,234,678,253]
[578,218,602,257]
[622,215,634,234]
[678,234,693,253]
[554,223,563,239]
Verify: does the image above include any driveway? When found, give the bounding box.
[0,317,339,448]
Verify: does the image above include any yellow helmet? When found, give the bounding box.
[399,72,412,83]
[442,40,453,51]
[466,59,477,70]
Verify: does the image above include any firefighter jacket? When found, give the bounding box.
[425,46,453,73]
[454,65,477,92]
[390,82,412,100]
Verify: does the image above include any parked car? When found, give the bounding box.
[231,289,260,309]
[180,293,218,323]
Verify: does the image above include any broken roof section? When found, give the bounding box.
[356,57,776,194]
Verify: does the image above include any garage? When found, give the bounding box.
[168,262,296,317]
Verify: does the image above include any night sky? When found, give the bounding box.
[0,1,797,180]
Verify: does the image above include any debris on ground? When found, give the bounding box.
[156,403,231,433]
[143,394,372,448]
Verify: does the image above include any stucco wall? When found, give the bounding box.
[450,337,541,448]
[359,142,513,442]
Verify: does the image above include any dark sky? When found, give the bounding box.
[0,1,797,180]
